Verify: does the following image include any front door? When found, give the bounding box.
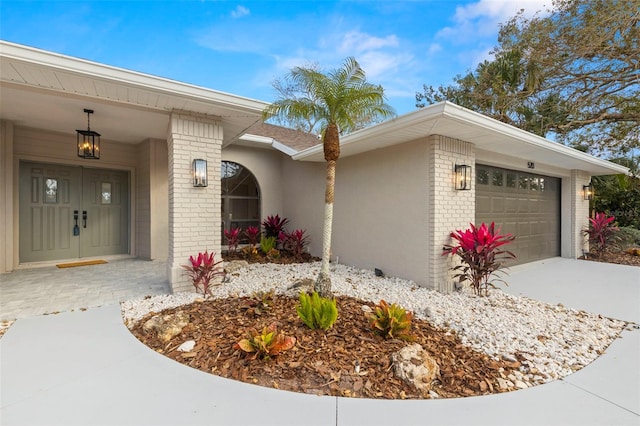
[19,161,129,263]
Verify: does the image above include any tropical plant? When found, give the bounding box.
[263,57,395,297]
[442,222,516,296]
[617,226,640,250]
[224,228,241,252]
[262,215,289,239]
[260,236,277,254]
[181,251,225,297]
[234,322,296,360]
[244,226,261,248]
[241,290,275,316]
[279,229,310,259]
[584,213,620,256]
[296,291,338,331]
[368,300,413,340]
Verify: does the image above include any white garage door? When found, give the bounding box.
[475,165,560,265]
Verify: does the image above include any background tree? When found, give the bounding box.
[416,0,640,157]
[263,58,395,296]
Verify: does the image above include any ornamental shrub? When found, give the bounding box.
[584,213,620,255]
[296,291,338,331]
[442,222,516,296]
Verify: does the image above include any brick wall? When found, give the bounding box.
[571,169,591,258]
[427,135,475,292]
[167,112,222,293]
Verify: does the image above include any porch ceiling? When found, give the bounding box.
[0,41,268,145]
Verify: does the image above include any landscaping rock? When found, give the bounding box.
[224,260,249,274]
[177,340,196,352]
[142,311,189,343]
[285,278,314,296]
[391,343,440,395]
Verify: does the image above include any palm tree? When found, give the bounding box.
[263,57,395,297]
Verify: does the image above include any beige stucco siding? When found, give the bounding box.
[283,139,431,285]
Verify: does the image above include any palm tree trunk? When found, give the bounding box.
[315,159,336,297]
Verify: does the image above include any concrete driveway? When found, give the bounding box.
[1,258,638,425]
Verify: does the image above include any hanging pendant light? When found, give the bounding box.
[77,109,101,159]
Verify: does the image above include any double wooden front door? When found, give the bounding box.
[19,162,129,263]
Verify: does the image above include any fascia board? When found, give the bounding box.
[0,41,269,113]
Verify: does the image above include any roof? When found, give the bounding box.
[234,122,321,154]
[293,101,629,176]
[0,41,268,145]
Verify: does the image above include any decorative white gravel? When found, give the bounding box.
[121,261,627,386]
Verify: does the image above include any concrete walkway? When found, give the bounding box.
[1,258,639,425]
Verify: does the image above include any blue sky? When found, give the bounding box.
[1,0,549,115]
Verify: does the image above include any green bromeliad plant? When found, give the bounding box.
[442,222,516,296]
[296,291,338,331]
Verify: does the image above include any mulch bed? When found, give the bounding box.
[580,250,640,267]
[130,295,526,400]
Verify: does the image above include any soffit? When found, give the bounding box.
[0,42,268,144]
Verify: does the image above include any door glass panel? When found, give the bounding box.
[101,182,112,204]
[492,170,504,187]
[477,168,489,185]
[45,178,57,203]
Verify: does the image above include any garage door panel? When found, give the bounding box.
[476,165,560,265]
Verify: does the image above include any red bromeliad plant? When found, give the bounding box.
[244,226,261,248]
[224,228,241,252]
[279,229,309,259]
[584,213,619,256]
[262,214,289,239]
[181,251,225,298]
[442,222,516,296]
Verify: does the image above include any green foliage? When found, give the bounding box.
[615,227,640,251]
[416,0,640,158]
[234,322,296,360]
[260,236,277,254]
[592,174,640,229]
[368,300,413,340]
[296,291,338,331]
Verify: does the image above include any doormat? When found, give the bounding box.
[56,260,108,268]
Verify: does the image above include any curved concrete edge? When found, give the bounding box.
[2,304,639,426]
[0,306,336,426]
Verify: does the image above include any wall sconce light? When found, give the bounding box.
[192,159,208,187]
[583,183,593,200]
[76,109,100,159]
[454,164,472,190]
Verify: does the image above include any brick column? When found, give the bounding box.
[167,112,222,293]
[427,135,475,293]
[570,169,591,258]
[0,120,15,273]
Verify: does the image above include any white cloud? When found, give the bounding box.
[231,5,249,19]
[338,31,399,54]
[437,0,550,40]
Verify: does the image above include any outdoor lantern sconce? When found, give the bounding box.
[192,159,208,187]
[454,164,472,190]
[76,109,101,159]
[583,183,593,201]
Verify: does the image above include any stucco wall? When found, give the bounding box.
[136,138,168,261]
[0,121,14,273]
[283,139,431,286]
[222,145,286,221]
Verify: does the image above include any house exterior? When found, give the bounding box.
[0,41,628,293]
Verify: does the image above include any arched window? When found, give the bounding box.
[221,161,261,244]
